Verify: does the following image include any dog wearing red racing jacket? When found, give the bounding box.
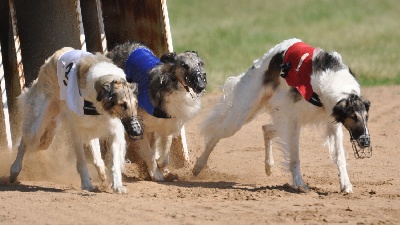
[192,38,371,193]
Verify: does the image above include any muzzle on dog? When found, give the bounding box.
[186,69,207,94]
[97,79,144,139]
[350,133,372,159]
[121,116,143,140]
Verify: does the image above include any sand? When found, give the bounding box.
[0,85,399,224]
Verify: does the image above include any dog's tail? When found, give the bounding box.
[200,71,269,144]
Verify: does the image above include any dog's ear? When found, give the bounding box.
[160,52,177,64]
[95,80,116,110]
[330,51,342,62]
[185,50,198,56]
[363,99,371,112]
[332,99,347,123]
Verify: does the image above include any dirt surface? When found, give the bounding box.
[1,85,399,224]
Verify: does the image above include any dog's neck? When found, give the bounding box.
[125,48,172,118]
[313,69,361,111]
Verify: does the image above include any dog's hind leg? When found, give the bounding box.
[192,136,220,176]
[327,124,352,193]
[37,101,59,150]
[262,124,276,176]
[9,138,28,183]
[10,96,58,182]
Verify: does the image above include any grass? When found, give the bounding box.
[167,0,400,90]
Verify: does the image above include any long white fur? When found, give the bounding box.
[193,38,360,193]
[134,88,202,181]
[10,48,128,193]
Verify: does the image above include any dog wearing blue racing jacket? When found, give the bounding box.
[104,42,207,181]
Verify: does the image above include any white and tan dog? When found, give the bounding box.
[9,47,143,193]
[193,38,371,193]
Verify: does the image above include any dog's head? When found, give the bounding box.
[160,51,207,94]
[95,75,143,139]
[332,94,371,148]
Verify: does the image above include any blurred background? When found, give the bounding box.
[167,0,400,91]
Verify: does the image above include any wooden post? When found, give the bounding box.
[80,0,107,53]
[0,0,23,148]
[12,0,82,86]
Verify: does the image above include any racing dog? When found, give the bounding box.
[106,42,207,181]
[9,47,143,193]
[193,38,371,193]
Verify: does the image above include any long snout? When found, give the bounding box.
[121,117,143,140]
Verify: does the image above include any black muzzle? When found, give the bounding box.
[187,72,206,93]
[351,134,372,159]
[121,117,143,140]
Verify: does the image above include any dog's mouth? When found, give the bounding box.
[350,134,372,159]
[121,116,143,140]
[181,71,206,94]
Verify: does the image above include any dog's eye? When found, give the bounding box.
[352,115,358,122]
[182,63,189,70]
[120,102,128,111]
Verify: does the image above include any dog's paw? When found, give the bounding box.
[9,175,17,183]
[292,175,308,191]
[9,163,22,183]
[150,169,164,182]
[113,186,127,194]
[192,161,205,176]
[265,165,274,176]
[81,181,95,192]
[341,183,353,194]
[265,159,274,176]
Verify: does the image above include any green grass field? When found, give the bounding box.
[167,0,400,90]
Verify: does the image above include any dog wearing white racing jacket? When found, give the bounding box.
[193,38,371,193]
[9,47,143,193]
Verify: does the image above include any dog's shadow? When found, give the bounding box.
[0,176,64,193]
[162,180,327,195]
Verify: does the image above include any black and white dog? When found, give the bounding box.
[104,42,207,181]
[193,38,371,193]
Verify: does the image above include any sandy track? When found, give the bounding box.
[0,86,399,224]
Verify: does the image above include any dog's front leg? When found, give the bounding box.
[156,134,173,170]
[68,126,94,191]
[135,133,164,181]
[88,138,107,184]
[285,121,308,191]
[108,125,127,193]
[328,124,352,193]
[262,124,276,176]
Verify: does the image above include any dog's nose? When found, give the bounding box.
[358,134,370,148]
[191,73,207,93]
